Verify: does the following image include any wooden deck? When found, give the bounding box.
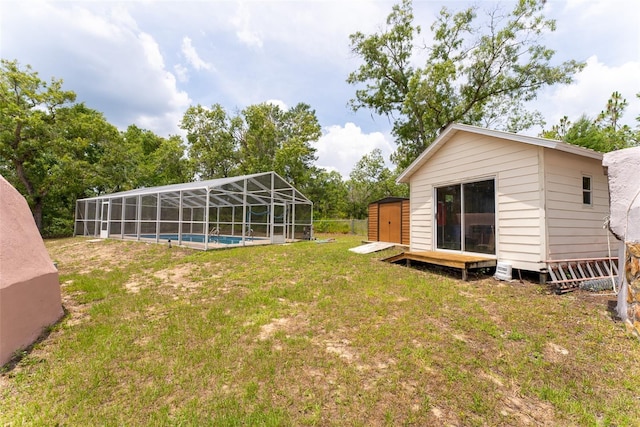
[384,251,496,280]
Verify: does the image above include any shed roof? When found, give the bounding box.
[369,197,409,205]
[77,171,312,208]
[397,123,603,183]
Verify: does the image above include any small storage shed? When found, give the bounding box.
[397,123,616,275]
[368,197,410,245]
[74,172,313,250]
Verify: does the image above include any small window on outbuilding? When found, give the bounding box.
[582,176,592,205]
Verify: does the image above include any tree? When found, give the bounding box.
[303,169,349,219]
[595,91,637,150]
[145,134,191,185]
[181,102,321,188]
[540,115,571,140]
[345,149,408,219]
[180,104,241,179]
[542,115,609,151]
[274,103,322,187]
[0,59,77,231]
[0,60,190,236]
[46,103,123,234]
[239,103,282,175]
[597,91,627,132]
[121,125,190,188]
[541,91,639,152]
[238,102,321,188]
[57,103,125,195]
[348,0,584,168]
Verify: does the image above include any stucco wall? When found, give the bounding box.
[0,175,63,366]
[603,146,640,241]
[603,146,640,334]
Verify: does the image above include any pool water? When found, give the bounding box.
[140,234,255,244]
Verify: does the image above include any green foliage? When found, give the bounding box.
[348,0,585,168]
[181,102,321,189]
[119,125,190,190]
[272,103,322,188]
[1,59,404,235]
[181,103,241,179]
[181,101,341,217]
[346,149,408,219]
[312,219,351,234]
[0,59,78,232]
[541,91,640,152]
[56,104,123,195]
[303,169,349,219]
[0,60,189,236]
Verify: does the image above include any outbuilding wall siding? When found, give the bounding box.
[401,123,618,275]
[409,133,544,271]
[543,149,616,260]
[368,203,379,241]
[401,199,410,245]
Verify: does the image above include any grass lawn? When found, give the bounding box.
[2,235,639,426]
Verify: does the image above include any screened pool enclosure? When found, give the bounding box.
[74,172,313,249]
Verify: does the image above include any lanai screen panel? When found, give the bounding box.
[74,172,313,249]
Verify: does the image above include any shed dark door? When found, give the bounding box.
[379,202,402,243]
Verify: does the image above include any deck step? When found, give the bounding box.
[546,257,618,292]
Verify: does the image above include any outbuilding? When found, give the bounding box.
[396,123,616,279]
[367,197,410,245]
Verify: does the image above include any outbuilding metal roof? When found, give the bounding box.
[77,171,312,208]
[397,123,604,183]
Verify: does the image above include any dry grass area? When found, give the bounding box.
[1,235,639,426]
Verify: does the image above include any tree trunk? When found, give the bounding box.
[13,160,44,232]
[32,197,44,233]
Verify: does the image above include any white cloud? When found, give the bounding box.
[135,109,187,138]
[222,0,409,68]
[231,2,263,48]
[265,99,288,111]
[547,0,640,66]
[4,0,637,166]
[181,37,214,71]
[173,64,189,83]
[70,3,129,40]
[530,55,640,133]
[563,0,614,19]
[139,32,166,70]
[315,123,395,178]
[0,1,192,137]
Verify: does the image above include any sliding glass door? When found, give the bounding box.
[435,179,495,255]
[436,185,461,250]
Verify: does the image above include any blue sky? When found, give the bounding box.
[1,0,639,177]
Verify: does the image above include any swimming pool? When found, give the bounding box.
[139,234,257,244]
